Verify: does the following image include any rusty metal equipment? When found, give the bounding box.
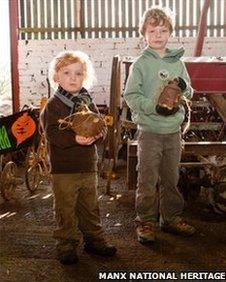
[100,55,122,194]
[25,97,51,193]
[25,133,51,193]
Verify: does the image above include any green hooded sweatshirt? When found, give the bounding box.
[123,46,193,134]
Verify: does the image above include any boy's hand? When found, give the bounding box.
[177,77,187,92]
[75,135,96,145]
[75,132,105,145]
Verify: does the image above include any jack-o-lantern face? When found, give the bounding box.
[11,112,36,146]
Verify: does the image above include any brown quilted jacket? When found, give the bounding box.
[40,94,99,174]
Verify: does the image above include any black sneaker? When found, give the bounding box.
[161,220,196,237]
[58,252,79,265]
[84,240,117,257]
[57,241,79,265]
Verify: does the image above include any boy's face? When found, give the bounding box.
[144,22,170,55]
[55,62,85,93]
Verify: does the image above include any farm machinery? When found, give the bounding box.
[104,55,226,213]
[124,56,226,214]
[103,0,226,213]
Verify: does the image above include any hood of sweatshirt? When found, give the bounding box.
[143,46,185,63]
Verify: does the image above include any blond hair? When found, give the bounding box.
[139,7,174,37]
[48,50,96,90]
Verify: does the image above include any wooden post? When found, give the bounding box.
[9,0,20,113]
[194,0,211,56]
[76,0,83,39]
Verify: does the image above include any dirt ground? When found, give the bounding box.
[0,161,226,282]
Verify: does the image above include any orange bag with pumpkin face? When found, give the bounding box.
[11,112,36,146]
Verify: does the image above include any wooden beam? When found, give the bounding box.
[9,0,20,113]
[194,0,211,56]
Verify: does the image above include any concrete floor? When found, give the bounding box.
[0,162,226,282]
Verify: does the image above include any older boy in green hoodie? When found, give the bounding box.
[124,7,196,244]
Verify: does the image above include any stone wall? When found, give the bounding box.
[18,37,226,108]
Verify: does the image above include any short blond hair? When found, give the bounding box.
[48,50,96,90]
[139,7,174,37]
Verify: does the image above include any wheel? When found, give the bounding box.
[25,163,42,192]
[25,146,37,168]
[1,161,18,201]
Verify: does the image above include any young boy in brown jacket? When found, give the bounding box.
[41,50,117,264]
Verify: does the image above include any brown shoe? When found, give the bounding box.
[161,220,196,237]
[84,240,117,257]
[136,222,156,244]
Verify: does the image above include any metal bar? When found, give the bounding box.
[224,0,226,36]
[53,0,58,39]
[100,0,105,38]
[40,0,45,39]
[216,0,221,37]
[207,94,226,123]
[26,0,31,39]
[188,122,223,131]
[179,162,211,167]
[189,0,193,37]
[134,0,140,37]
[32,0,38,39]
[209,0,215,37]
[121,121,222,131]
[65,0,71,39]
[86,0,92,38]
[108,0,113,38]
[183,141,226,156]
[128,140,226,157]
[79,0,85,38]
[19,26,142,32]
[19,0,25,39]
[114,0,119,38]
[94,0,99,38]
[121,0,126,38]
[19,23,226,33]
[128,0,132,37]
